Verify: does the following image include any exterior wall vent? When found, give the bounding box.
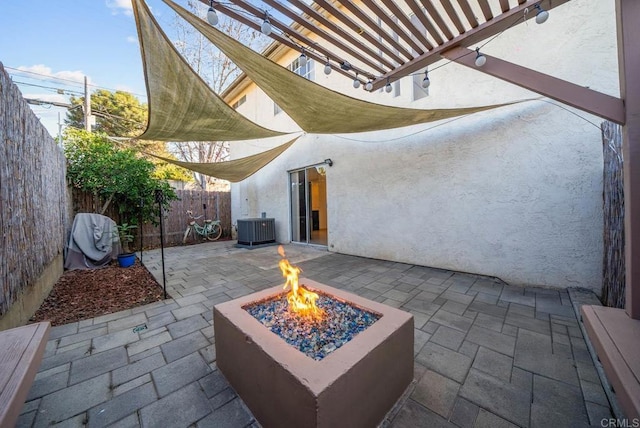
[237,218,276,246]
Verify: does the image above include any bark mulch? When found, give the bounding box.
[30,260,167,327]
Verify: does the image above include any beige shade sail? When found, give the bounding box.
[145,136,299,182]
[132,0,285,141]
[164,0,518,135]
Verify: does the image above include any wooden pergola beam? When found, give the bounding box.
[359,0,423,56]
[224,0,374,77]
[371,0,569,90]
[285,0,397,70]
[379,0,433,50]
[312,0,405,65]
[211,3,359,81]
[261,0,388,73]
[440,46,625,124]
[618,0,640,318]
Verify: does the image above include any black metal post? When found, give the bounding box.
[139,197,144,264]
[155,189,167,299]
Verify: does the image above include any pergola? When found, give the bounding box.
[199,0,639,417]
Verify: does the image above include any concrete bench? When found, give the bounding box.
[0,322,51,427]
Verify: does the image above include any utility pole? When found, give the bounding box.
[84,76,91,132]
[57,112,63,146]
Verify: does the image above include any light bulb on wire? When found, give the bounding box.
[385,78,392,93]
[534,4,549,24]
[207,1,218,26]
[353,74,361,89]
[261,13,272,35]
[324,60,332,75]
[365,80,373,91]
[474,48,486,67]
[422,71,430,89]
[299,50,307,67]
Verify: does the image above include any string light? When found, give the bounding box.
[299,49,307,67]
[474,48,487,67]
[385,78,392,93]
[207,0,218,26]
[353,73,361,89]
[324,59,332,75]
[534,4,549,24]
[261,12,272,35]
[422,71,430,89]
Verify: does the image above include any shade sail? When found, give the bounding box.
[132,0,285,141]
[164,0,517,135]
[146,136,299,182]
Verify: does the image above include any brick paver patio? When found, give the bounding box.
[17,241,613,427]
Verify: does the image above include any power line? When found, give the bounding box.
[13,80,84,96]
[5,66,148,99]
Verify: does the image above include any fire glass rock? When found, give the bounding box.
[244,291,380,360]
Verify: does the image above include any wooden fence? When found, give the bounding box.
[601,121,625,308]
[0,62,69,317]
[72,189,231,248]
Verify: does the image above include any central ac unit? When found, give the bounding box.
[237,218,276,246]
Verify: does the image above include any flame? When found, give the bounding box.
[278,245,323,319]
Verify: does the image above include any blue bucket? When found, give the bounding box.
[118,253,136,268]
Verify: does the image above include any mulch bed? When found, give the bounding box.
[30,260,167,327]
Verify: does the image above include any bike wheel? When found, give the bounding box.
[206,223,223,241]
[183,227,192,244]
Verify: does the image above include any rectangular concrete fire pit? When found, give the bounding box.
[213,278,414,428]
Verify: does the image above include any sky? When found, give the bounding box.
[0,0,200,137]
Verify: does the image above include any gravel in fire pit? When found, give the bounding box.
[243,289,381,360]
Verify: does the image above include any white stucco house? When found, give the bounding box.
[222,0,617,294]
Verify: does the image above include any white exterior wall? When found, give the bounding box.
[230,0,618,293]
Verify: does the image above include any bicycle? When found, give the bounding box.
[182,210,222,243]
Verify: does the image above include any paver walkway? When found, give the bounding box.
[17,241,613,427]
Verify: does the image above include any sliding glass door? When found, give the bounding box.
[289,166,327,246]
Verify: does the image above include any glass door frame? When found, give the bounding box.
[288,163,328,247]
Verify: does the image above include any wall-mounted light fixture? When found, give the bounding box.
[324,158,333,167]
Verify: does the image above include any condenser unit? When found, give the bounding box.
[237,218,276,246]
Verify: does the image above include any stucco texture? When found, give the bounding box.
[230,0,616,293]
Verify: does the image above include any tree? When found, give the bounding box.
[66,88,193,183]
[64,128,177,226]
[169,0,269,189]
[66,90,147,137]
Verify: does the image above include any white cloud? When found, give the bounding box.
[126,35,138,44]
[16,64,89,84]
[106,0,133,16]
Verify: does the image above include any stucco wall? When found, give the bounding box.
[230,0,617,292]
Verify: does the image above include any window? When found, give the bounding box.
[275,57,315,116]
[232,95,246,109]
[288,57,314,81]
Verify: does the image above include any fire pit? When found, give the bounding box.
[213,248,414,427]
